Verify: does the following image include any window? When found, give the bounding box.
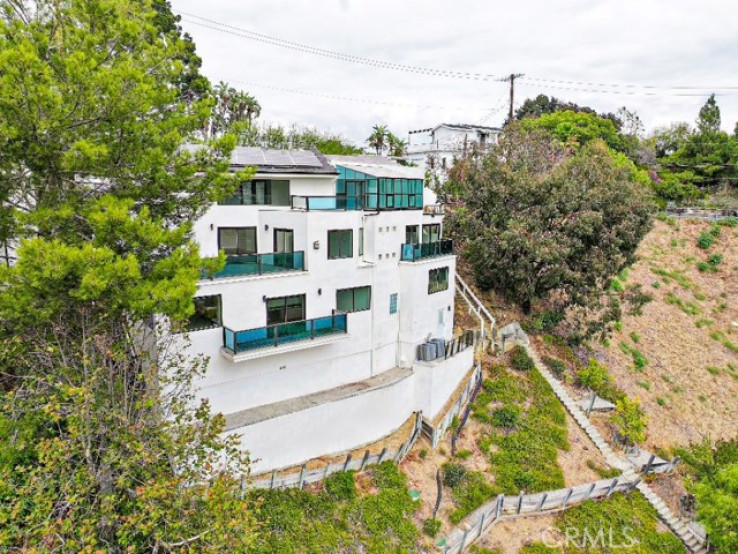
[406,225,419,245]
[389,293,398,315]
[428,267,449,294]
[218,227,256,255]
[336,286,371,313]
[266,295,305,325]
[358,227,364,256]
[328,229,353,259]
[422,223,441,244]
[274,228,294,253]
[219,180,290,206]
[188,295,222,331]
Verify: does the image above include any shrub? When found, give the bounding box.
[542,356,567,376]
[637,380,651,391]
[708,253,723,267]
[610,278,624,292]
[491,405,522,429]
[419,448,428,459]
[697,231,714,249]
[629,331,640,343]
[509,345,535,371]
[614,320,624,331]
[422,518,442,538]
[455,449,472,460]
[448,470,498,524]
[324,471,356,501]
[442,463,468,488]
[656,397,666,406]
[576,357,612,391]
[612,397,648,446]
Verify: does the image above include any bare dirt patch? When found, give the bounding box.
[474,514,561,553]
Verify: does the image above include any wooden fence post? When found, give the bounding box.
[323,461,331,481]
[478,511,486,535]
[583,482,596,501]
[642,454,655,474]
[459,528,469,551]
[628,477,641,492]
[669,455,681,473]
[377,447,387,464]
[538,493,548,511]
[517,494,524,514]
[270,470,277,490]
[360,450,370,470]
[496,494,504,519]
[433,468,443,518]
[298,464,306,489]
[586,391,596,417]
[606,478,619,498]
[343,453,352,471]
[562,488,574,508]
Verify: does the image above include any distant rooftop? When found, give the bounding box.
[327,155,425,180]
[408,123,502,134]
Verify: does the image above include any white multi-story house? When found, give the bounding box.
[405,123,502,181]
[185,148,475,473]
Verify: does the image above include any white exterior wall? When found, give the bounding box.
[183,163,473,472]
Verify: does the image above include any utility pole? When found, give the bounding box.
[500,73,524,123]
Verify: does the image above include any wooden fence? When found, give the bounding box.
[442,474,641,554]
[246,411,423,491]
[422,363,482,449]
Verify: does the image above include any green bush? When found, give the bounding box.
[422,518,442,538]
[491,405,522,429]
[324,470,356,501]
[576,357,625,403]
[697,231,715,249]
[708,253,723,266]
[610,278,624,292]
[509,345,535,371]
[442,462,468,488]
[542,356,567,376]
[448,470,498,524]
[455,449,472,460]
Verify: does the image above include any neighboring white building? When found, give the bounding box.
[405,123,502,181]
[182,147,475,473]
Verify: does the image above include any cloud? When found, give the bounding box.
[173,0,738,145]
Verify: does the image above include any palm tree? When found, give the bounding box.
[387,132,408,157]
[367,124,388,155]
[211,82,261,137]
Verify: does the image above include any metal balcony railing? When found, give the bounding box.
[202,251,304,279]
[223,313,348,354]
[400,239,454,261]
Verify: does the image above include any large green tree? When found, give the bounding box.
[446,127,654,337]
[0,0,257,550]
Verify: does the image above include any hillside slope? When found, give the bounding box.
[591,218,737,448]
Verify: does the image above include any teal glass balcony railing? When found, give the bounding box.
[400,239,454,261]
[202,251,304,279]
[223,313,348,354]
[291,195,364,211]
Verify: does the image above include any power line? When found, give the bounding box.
[213,78,491,112]
[179,10,738,94]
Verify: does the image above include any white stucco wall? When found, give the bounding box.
[413,347,474,420]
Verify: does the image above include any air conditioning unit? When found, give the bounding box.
[430,338,446,358]
[417,343,437,362]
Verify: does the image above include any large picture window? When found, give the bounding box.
[336,286,371,313]
[188,295,222,331]
[266,294,305,325]
[220,180,290,206]
[218,227,257,255]
[428,267,449,294]
[274,228,294,253]
[422,223,441,244]
[328,229,353,259]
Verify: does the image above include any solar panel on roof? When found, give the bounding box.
[290,150,322,167]
[232,147,266,165]
[263,150,293,166]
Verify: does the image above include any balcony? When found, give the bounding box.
[400,239,454,261]
[291,195,363,211]
[202,251,305,280]
[221,313,348,361]
[423,204,445,216]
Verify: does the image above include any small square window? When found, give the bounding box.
[378,254,383,260]
[188,295,222,331]
[389,293,398,315]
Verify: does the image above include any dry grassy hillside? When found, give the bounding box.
[591,218,737,448]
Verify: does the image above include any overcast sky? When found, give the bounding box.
[172,0,738,147]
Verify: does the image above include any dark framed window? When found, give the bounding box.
[328,229,353,259]
[422,223,441,244]
[336,286,371,313]
[406,225,419,245]
[188,295,222,331]
[266,294,305,325]
[218,227,257,255]
[274,228,294,253]
[389,293,398,314]
[428,267,449,294]
[219,180,290,206]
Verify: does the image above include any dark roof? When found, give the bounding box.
[181,144,337,175]
[230,147,337,175]
[408,123,502,134]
